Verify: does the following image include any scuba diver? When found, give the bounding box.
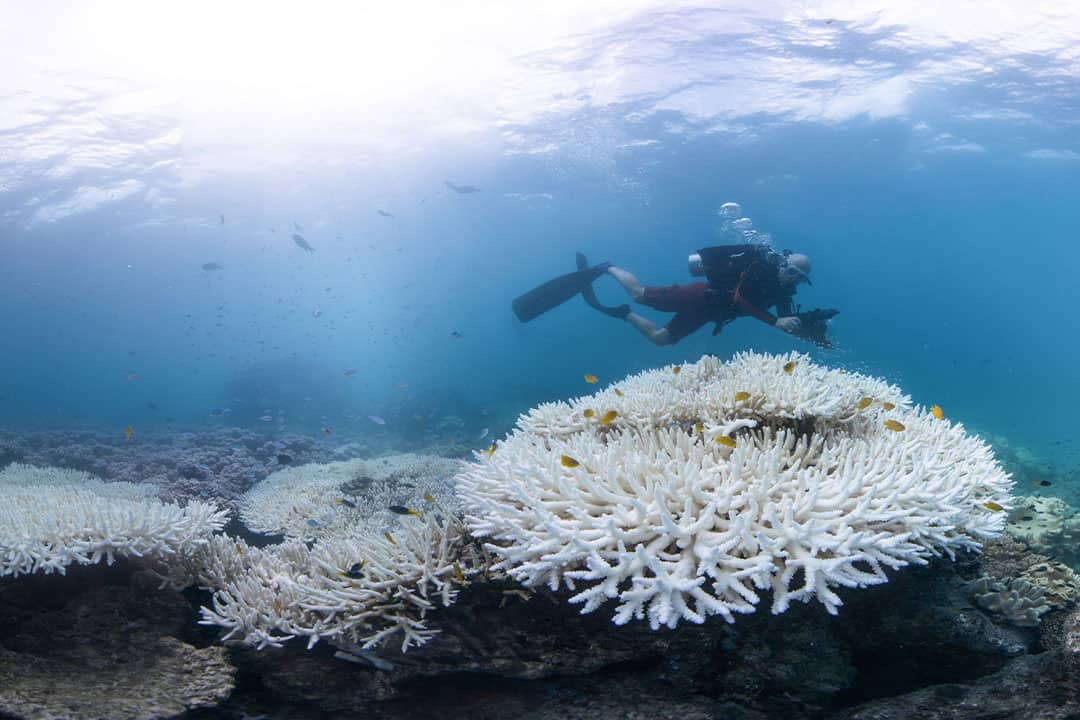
[512,244,837,348]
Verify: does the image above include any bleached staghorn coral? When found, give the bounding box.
[182,454,480,652]
[177,515,481,652]
[0,463,227,578]
[239,454,461,541]
[458,352,1013,630]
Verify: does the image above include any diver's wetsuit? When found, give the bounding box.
[640,252,795,344]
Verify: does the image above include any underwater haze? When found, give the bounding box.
[2,1,1079,471]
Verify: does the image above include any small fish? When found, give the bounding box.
[384,531,396,545]
[584,374,598,384]
[931,405,944,419]
[292,233,316,253]
[322,426,333,435]
[312,308,323,318]
[478,427,489,439]
[259,415,273,422]
[343,368,358,377]
[219,213,225,225]
[982,501,1004,512]
[560,454,580,468]
[715,436,736,448]
[201,262,223,271]
[368,415,386,425]
[881,402,896,411]
[388,505,421,516]
[234,543,244,556]
[884,419,905,432]
[583,409,595,418]
[445,180,481,194]
[484,442,497,458]
[377,209,394,218]
[123,425,133,441]
[613,388,624,397]
[307,518,320,528]
[783,360,796,374]
[336,497,357,509]
[857,397,873,410]
[672,365,681,375]
[209,407,226,416]
[277,454,293,464]
[423,493,436,503]
[450,330,463,338]
[600,410,618,425]
[340,561,366,579]
[694,422,704,434]
[734,391,750,402]
[1034,480,1052,487]
[452,561,464,582]
[126,373,140,381]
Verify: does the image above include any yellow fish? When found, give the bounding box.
[600,410,618,425]
[423,493,436,503]
[884,419,905,432]
[560,454,580,468]
[672,365,681,375]
[694,422,703,434]
[931,405,944,419]
[123,425,133,441]
[715,436,737,448]
[584,374,598,384]
[734,391,750,402]
[453,561,464,582]
[783,360,796,374]
[857,397,873,410]
[613,388,624,397]
[484,442,497,458]
[982,501,1004,512]
[882,402,896,411]
[384,531,397,545]
[583,409,595,418]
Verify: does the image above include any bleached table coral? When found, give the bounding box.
[0,463,227,578]
[457,352,1013,630]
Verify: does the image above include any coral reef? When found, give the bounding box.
[0,567,234,720]
[181,454,482,652]
[239,454,461,540]
[971,576,1051,627]
[1022,560,1080,609]
[0,463,227,578]
[1006,494,1080,567]
[459,352,1013,630]
[0,428,342,509]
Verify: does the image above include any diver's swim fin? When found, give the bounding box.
[577,253,630,319]
[511,258,612,323]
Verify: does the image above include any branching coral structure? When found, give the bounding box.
[181,454,482,652]
[457,352,1013,630]
[0,463,227,578]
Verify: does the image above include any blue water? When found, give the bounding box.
[2,4,1078,474]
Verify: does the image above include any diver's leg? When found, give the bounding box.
[607,267,646,302]
[624,312,671,346]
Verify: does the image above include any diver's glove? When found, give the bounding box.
[775,316,802,333]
